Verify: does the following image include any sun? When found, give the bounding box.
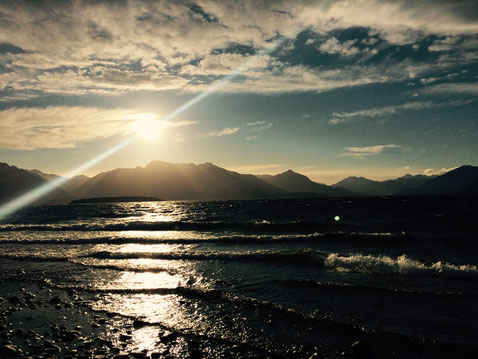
[130,116,166,140]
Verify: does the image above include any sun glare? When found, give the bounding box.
[131,118,166,140]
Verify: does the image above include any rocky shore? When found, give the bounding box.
[1,268,477,359]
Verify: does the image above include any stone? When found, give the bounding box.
[160,331,178,342]
[0,344,22,358]
[7,296,21,305]
[49,296,62,305]
[189,348,202,359]
[119,334,132,342]
[133,319,148,328]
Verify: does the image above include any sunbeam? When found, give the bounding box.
[0,138,135,221]
[0,37,285,221]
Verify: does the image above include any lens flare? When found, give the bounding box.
[0,37,286,221]
[0,138,134,221]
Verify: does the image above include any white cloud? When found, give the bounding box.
[423,166,458,176]
[248,123,273,132]
[246,121,266,126]
[0,0,476,99]
[422,82,478,95]
[0,106,195,150]
[205,127,240,137]
[341,144,401,157]
[318,37,360,56]
[329,100,470,124]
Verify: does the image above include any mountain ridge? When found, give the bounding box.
[1,161,477,205]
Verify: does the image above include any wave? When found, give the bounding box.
[325,253,478,279]
[85,249,328,265]
[0,220,358,233]
[85,250,478,279]
[3,248,477,280]
[0,232,400,245]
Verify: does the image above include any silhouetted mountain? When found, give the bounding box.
[0,163,72,204]
[29,169,90,196]
[30,169,64,182]
[333,174,434,196]
[74,161,287,200]
[257,170,351,197]
[62,175,90,194]
[398,166,478,195]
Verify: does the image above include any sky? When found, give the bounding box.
[0,0,477,184]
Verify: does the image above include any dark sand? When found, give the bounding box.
[2,269,478,359]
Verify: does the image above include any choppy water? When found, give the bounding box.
[1,196,477,357]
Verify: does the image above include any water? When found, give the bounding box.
[1,196,477,357]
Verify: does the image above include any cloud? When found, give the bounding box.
[1,0,477,99]
[318,37,361,56]
[422,82,478,95]
[341,144,401,157]
[329,100,471,124]
[248,122,273,132]
[225,163,286,174]
[205,127,240,137]
[423,166,458,176]
[246,121,266,126]
[0,106,194,150]
[245,136,257,141]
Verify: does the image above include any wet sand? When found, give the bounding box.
[2,269,478,359]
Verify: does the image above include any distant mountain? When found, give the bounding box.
[62,175,90,195]
[257,170,351,197]
[29,169,90,196]
[0,163,71,204]
[398,166,478,195]
[30,169,64,182]
[332,174,434,196]
[74,161,287,200]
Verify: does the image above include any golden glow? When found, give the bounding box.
[130,118,166,140]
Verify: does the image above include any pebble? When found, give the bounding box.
[160,330,178,342]
[49,296,62,305]
[0,344,23,358]
[120,334,133,342]
[133,319,148,328]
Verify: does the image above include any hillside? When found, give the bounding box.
[0,163,71,204]
[74,161,287,200]
[333,174,434,196]
[257,170,351,197]
[398,166,478,195]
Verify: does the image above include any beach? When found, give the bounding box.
[1,197,478,358]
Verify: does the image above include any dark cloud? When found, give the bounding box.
[189,4,218,24]
[0,42,26,54]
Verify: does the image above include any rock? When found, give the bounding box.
[65,349,78,358]
[7,296,21,305]
[119,334,132,342]
[130,352,149,359]
[49,296,62,305]
[189,348,202,359]
[133,319,148,328]
[63,330,81,341]
[160,330,178,342]
[114,354,129,359]
[350,341,374,359]
[0,344,22,357]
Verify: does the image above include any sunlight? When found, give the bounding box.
[130,118,166,141]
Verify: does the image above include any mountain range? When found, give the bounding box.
[0,161,477,205]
